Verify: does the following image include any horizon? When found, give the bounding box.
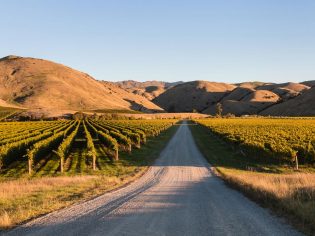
[0,53,312,85]
[1,1,314,83]
[0,54,310,85]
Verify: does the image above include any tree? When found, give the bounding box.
[216,103,223,117]
[72,112,85,120]
[225,113,235,118]
[290,149,299,170]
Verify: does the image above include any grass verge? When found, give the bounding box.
[189,123,315,235]
[0,124,179,230]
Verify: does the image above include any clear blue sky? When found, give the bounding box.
[1,0,314,83]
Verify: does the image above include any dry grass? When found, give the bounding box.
[220,169,315,200]
[218,168,315,234]
[0,212,11,228]
[0,176,98,199]
[0,173,144,229]
[0,56,162,112]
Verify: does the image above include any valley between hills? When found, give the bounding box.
[1,55,315,118]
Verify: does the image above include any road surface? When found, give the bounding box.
[3,122,302,236]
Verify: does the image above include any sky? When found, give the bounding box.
[0,0,314,83]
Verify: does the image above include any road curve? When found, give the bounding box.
[3,122,302,236]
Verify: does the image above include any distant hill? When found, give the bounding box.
[261,86,315,116]
[149,80,314,116]
[115,80,183,100]
[153,81,236,113]
[301,80,315,88]
[1,55,314,117]
[0,56,162,113]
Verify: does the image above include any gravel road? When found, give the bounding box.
[3,122,302,236]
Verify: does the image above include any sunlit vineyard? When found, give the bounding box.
[195,118,315,165]
[0,119,176,177]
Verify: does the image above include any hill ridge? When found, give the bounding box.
[0,55,163,113]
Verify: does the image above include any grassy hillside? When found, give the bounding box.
[0,56,162,113]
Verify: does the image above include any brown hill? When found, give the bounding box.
[203,90,279,116]
[0,98,23,109]
[222,87,255,101]
[152,80,314,116]
[204,100,263,116]
[301,80,315,88]
[255,82,310,101]
[241,90,279,103]
[256,82,309,93]
[147,78,315,116]
[116,80,183,100]
[261,86,315,116]
[153,81,236,112]
[1,55,313,117]
[0,56,162,112]
[235,81,268,89]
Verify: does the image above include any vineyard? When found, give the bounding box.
[0,119,176,177]
[195,118,315,166]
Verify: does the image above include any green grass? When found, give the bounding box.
[34,154,60,177]
[0,159,28,179]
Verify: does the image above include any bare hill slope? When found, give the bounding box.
[116,80,183,100]
[0,56,162,112]
[261,86,315,116]
[152,80,313,116]
[153,81,236,112]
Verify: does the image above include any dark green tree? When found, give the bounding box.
[216,103,223,117]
